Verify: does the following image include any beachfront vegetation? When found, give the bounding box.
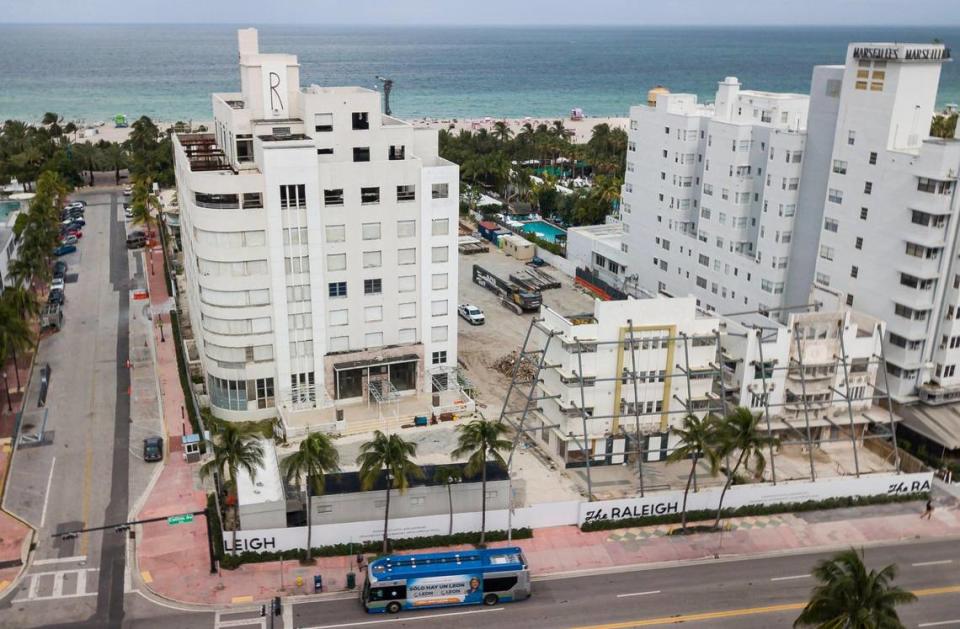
[930,111,958,139]
[452,419,511,546]
[440,120,627,226]
[794,548,916,628]
[0,113,176,192]
[280,432,341,563]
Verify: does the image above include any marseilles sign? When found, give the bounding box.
[853,46,951,61]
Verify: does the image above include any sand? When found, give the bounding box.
[74,115,627,146]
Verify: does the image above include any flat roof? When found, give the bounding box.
[236,439,284,506]
[369,547,524,583]
[897,404,960,450]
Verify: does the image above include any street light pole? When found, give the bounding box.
[2,371,10,412]
[158,316,165,343]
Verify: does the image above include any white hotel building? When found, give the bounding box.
[173,29,460,423]
[577,42,957,403]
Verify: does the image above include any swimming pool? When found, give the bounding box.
[0,201,20,225]
[520,220,566,244]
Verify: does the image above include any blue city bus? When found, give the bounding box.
[362,547,531,613]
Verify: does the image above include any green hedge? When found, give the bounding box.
[580,491,929,532]
[214,510,533,570]
[520,231,564,256]
[169,309,200,437]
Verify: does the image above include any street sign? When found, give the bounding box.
[167,514,194,525]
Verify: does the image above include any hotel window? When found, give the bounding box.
[911,210,947,228]
[855,80,868,90]
[432,351,447,365]
[388,145,405,160]
[329,336,349,352]
[431,183,449,199]
[828,188,843,204]
[362,250,382,268]
[362,222,381,240]
[815,272,831,286]
[282,227,309,245]
[918,177,954,195]
[432,246,449,263]
[397,248,416,265]
[326,254,346,271]
[365,332,383,348]
[819,245,835,261]
[850,265,859,278]
[280,184,307,209]
[864,181,873,194]
[397,185,416,202]
[431,326,449,342]
[869,151,877,165]
[399,328,416,343]
[351,112,370,130]
[328,281,347,298]
[398,275,416,292]
[432,218,449,236]
[399,302,416,319]
[284,255,310,275]
[847,130,856,146]
[364,305,383,323]
[361,187,380,204]
[824,218,839,233]
[329,309,348,326]
[324,189,344,206]
[431,300,448,317]
[432,273,448,290]
[860,207,869,220]
[855,237,863,250]
[236,135,253,163]
[703,183,713,196]
[242,193,263,209]
[364,278,382,295]
[353,147,370,162]
[317,147,333,156]
[832,160,847,174]
[397,220,416,238]
[314,113,333,132]
[325,224,345,242]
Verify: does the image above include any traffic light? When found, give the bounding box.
[259,604,266,617]
[273,596,282,616]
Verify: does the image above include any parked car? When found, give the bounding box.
[143,436,163,462]
[123,185,132,196]
[458,304,486,325]
[51,277,65,292]
[124,207,134,220]
[59,235,78,246]
[126,233,146,249]
[61,217,85,228]
[48,288,64,305]
[52,261,67,279]
[53,244,77,257]
[62,228,82,239]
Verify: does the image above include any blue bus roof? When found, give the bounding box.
[368,547,525,583]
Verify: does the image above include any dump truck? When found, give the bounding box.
[40,302,63,331]
[472,264,542,315]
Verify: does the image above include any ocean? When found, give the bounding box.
[0,24,958,124]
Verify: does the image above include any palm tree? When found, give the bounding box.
[794,548,916,628]
[130,175,159,235]
[280,432,340,562]
[199,422,265,554]
[356,431,423,554]
[0,300,34,391]
[451,419,511,546]
[713,407,779,528]
[2,286,40,321]
[492,121,513,144]
[666,414,720,532]
[433,465,463,535]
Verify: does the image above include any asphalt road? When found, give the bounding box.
[291,537,960,629]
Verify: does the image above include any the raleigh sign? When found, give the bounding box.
[853,46,951,61]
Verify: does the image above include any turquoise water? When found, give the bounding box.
[0,26,958,123]
[522,220,567,244]
[0,201,20,223]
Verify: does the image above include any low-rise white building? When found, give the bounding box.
[174,29,463,427]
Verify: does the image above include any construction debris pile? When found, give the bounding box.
[493,351,537,380]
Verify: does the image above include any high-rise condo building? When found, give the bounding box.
[173,29,461,424]
[812,43,958,402]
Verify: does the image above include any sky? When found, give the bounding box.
[3,0,958,26]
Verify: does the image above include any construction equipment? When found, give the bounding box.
[472,264,541,315]
[40,302,63,331]
[376,76,394,116]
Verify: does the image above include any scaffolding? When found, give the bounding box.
[496,303,903,501]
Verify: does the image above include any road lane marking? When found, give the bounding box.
[13,591,97,603]
[52,572,64,597]
[231,595,253,604]
[39,456,56,528]
[616,590,661,598]
[305,607,504,628]
[913,560,954,567]
[80,442,93,555]
[770,574,811,581]
[33,555,86,566]
[919,621,960,627]
[140,570,153,584]
[573,584,960,628]
[77,568,86,594]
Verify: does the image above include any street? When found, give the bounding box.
[292,537,960,628]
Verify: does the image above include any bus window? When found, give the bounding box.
[369,586,407,601]
[483,576,518,592]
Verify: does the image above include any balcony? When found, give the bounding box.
[178,134,232,172]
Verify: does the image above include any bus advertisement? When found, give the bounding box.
[362,547,531,614]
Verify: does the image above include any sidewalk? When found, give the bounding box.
[0,336,42,595]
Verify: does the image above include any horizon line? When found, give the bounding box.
[2,22,959,28]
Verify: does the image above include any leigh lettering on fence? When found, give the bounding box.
[224,472,932,553]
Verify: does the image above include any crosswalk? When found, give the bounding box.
[13,567,98,603]
[215,608,268,628]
